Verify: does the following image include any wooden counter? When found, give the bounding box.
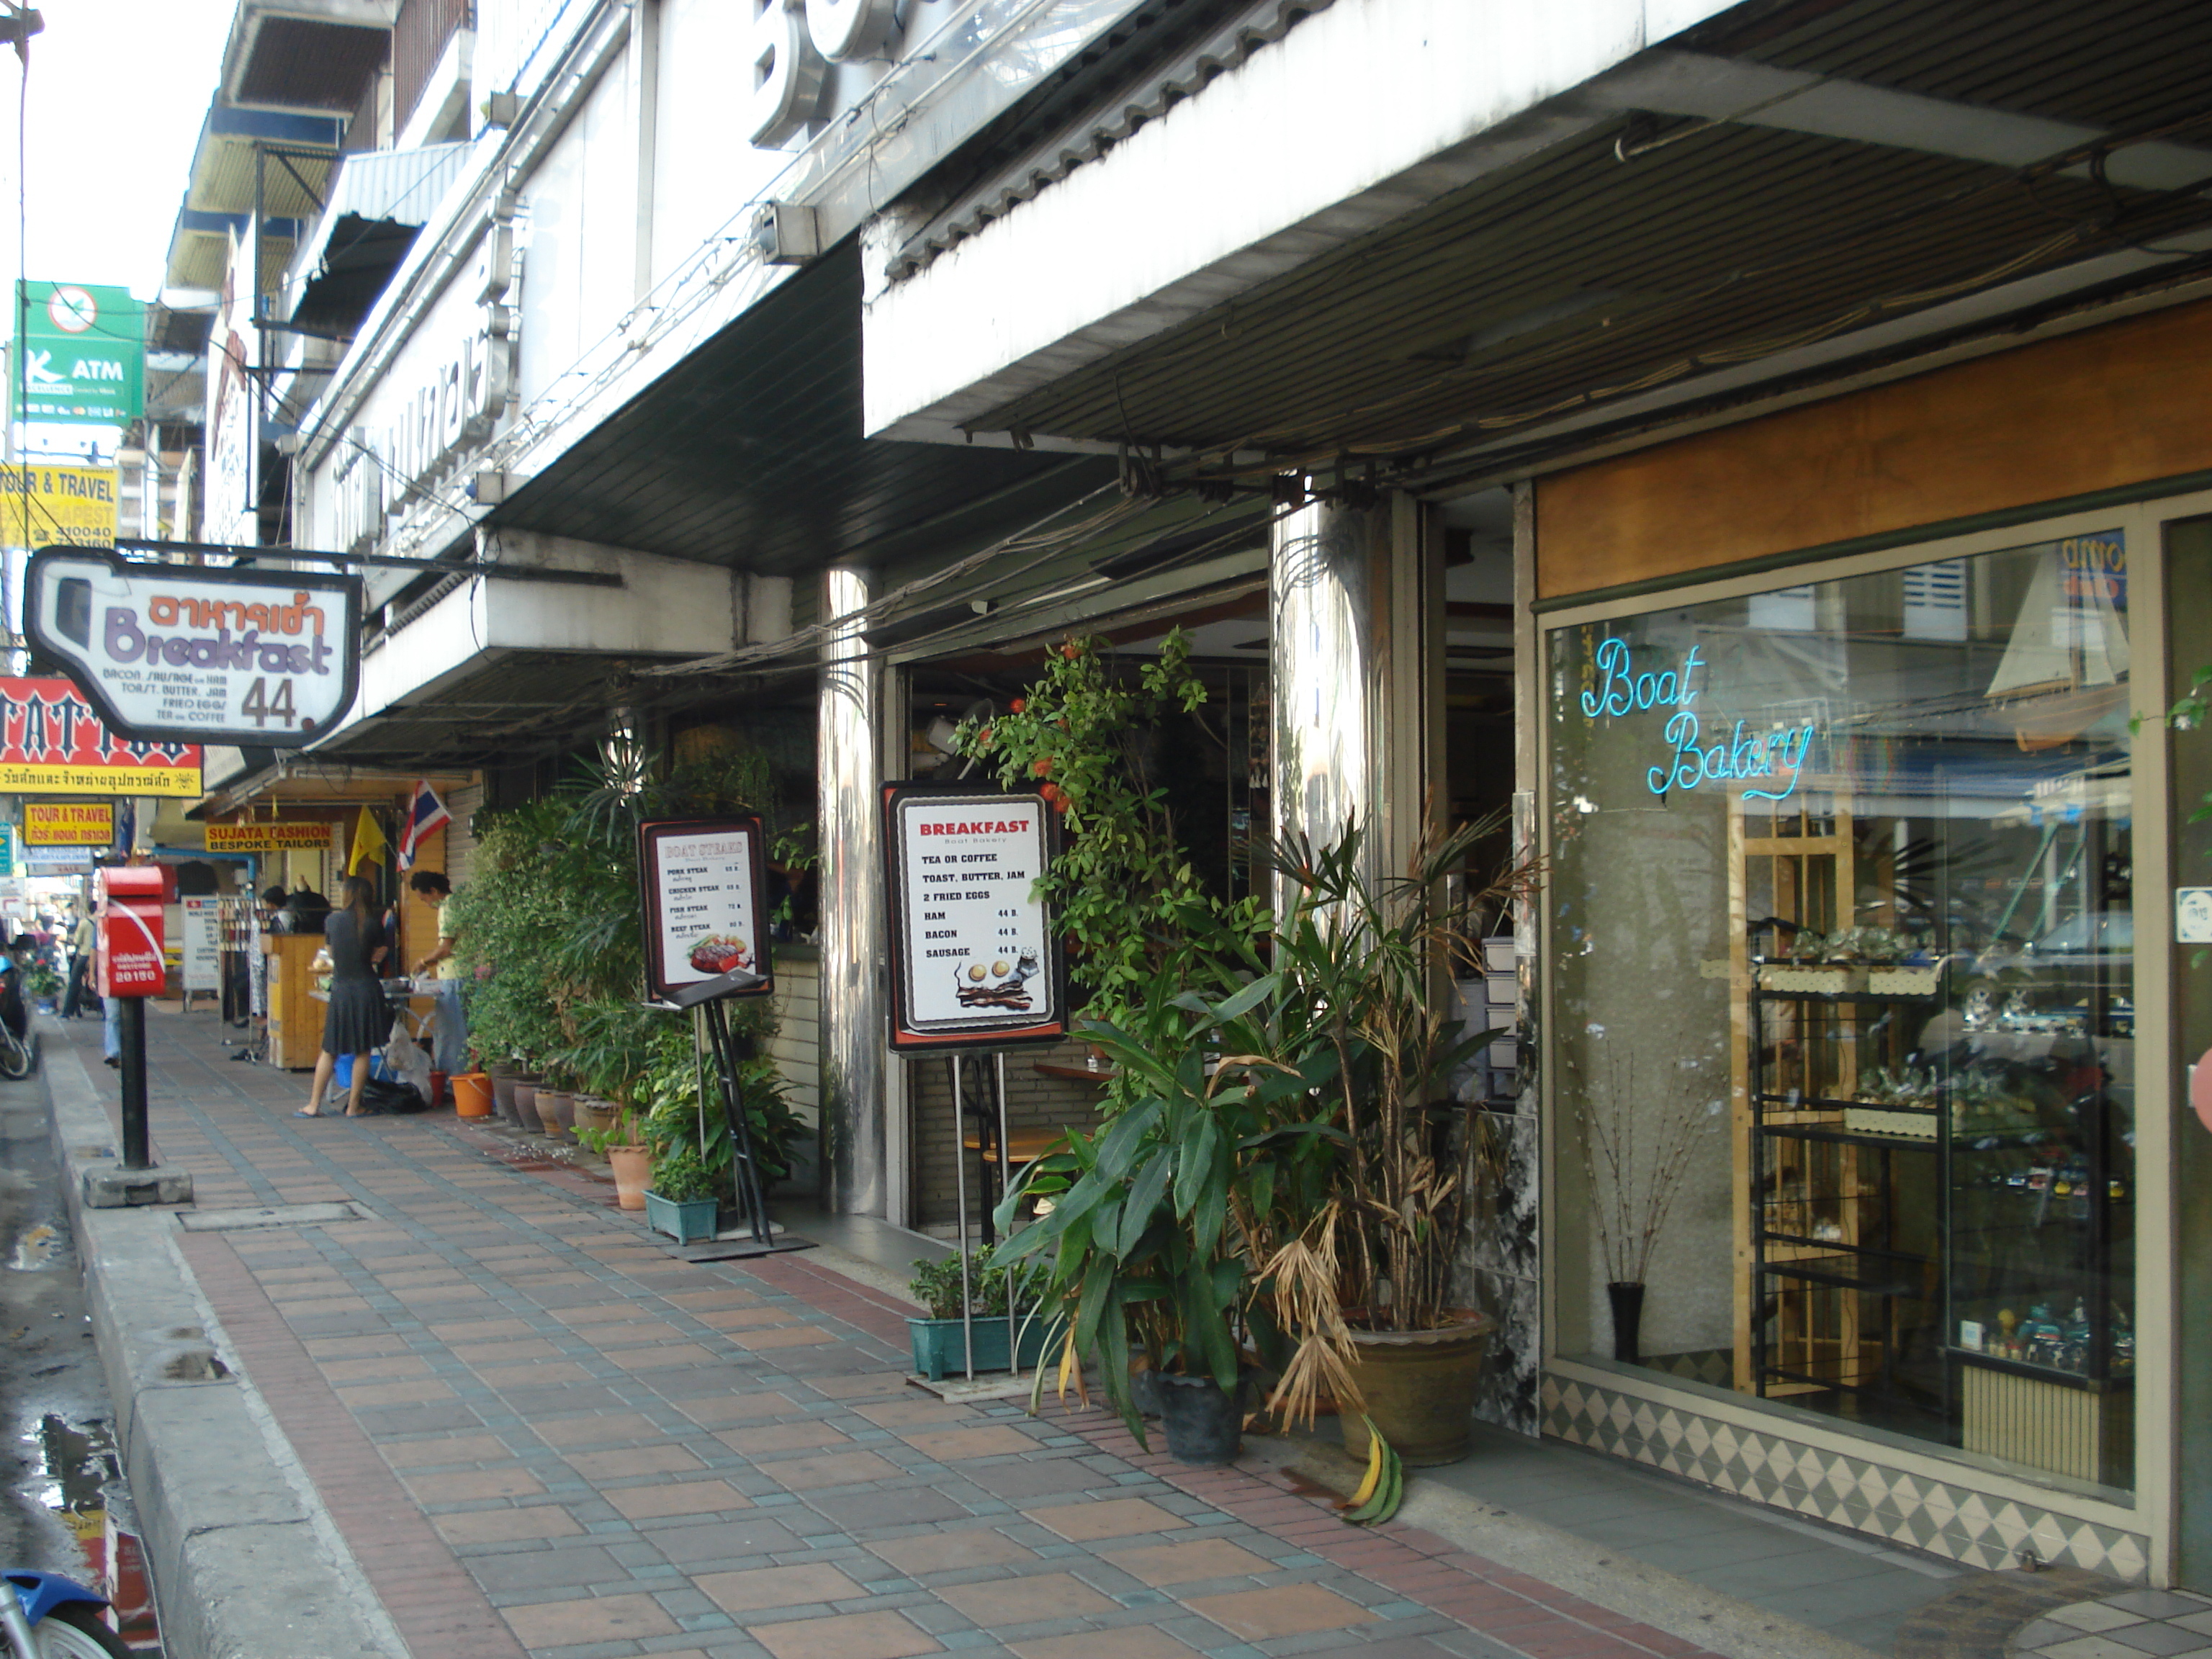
[264,934,325,1070]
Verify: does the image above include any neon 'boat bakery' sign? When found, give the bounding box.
[1580,639,1818,804]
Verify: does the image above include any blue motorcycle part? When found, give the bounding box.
[4,1573,109,1626]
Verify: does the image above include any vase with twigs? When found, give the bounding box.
[1571,1051,1717,1364]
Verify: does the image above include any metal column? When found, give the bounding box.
[818,566,889,1215]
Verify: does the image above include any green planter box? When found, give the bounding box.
[907,1316,1053,1380]
[643,1190,718,1244]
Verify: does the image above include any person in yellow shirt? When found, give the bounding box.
[408,871,467,1074]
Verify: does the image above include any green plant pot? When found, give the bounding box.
[643,1190,718,1244]
[907,1316,1052,1380]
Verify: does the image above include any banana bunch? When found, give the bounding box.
[1336,1418,1403,1525]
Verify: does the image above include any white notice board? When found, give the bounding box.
[638,817,773,1002]
[883,784,1064,1052]
[181,896,221,992]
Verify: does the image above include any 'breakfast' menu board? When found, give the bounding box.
[882,783,1066,1051]
[639,817,773,1002]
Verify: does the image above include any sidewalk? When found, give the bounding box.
[45,1007,2085,1659]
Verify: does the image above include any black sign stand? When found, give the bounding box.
[662,968,811,1261]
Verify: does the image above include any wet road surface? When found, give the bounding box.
[1,1038,161,1649]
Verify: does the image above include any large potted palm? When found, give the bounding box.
[1249,819,1534,1465]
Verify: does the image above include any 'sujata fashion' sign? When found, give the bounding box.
[638,818,773,1003]
[882,783,1064,1052]
[0,676,202,796]
[23,549,363,747]
[204,822,338,853]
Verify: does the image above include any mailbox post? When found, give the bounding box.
[88,866,192,1206]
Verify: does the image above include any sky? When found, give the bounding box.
[0,1,233,297]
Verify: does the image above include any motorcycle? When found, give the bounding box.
[1,1573,131,1658]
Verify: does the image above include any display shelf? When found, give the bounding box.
[1759,1120,1940,1151]
[1758,1251,1930,1298]
[1947,1346,2132,1393]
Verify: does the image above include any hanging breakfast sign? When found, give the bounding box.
[638,817,773,1002]
[882,783,1065,1052]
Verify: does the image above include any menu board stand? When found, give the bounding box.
[881,782,1066,1387]
[942,1051,1021,1384]
[661,966,813,1261]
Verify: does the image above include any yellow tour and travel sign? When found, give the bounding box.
[204,821,337,853]
[0,464,119,547]
[23,801,114,845]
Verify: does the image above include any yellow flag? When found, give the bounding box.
[346,805,388,875]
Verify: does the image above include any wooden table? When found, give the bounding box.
[960,1125,1070,1162]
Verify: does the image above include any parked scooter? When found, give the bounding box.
[1,1573,130,1658]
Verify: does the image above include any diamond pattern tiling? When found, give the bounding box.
[1539,1372,2149,1582]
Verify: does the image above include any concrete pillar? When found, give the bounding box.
[817,566,887,1215]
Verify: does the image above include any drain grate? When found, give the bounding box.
[178,1202,367,1232]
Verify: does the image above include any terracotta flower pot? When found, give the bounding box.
[513,1087,550,1134]
[541,1089,576,1133]
[608,1145,652,1210]
[1339,1310,1494,1467]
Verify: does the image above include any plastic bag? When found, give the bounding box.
[384,1020,435,1105]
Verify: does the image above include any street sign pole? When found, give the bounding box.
[118,997,149,1172]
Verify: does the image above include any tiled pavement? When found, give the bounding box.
[70,1008,1735,1659]
[2013,1588,2212,1658]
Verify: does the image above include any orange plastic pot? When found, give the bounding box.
[453,1072,495,1118]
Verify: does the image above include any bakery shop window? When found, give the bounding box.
[1548,531,2136,1491]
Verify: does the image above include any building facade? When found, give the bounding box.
[174,0,2212,1593]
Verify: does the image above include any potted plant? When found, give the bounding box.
[644,1145,720,1243]
[577,1106,652,1209]
[1568,1048,1717,1365]
[995,969,1338,1466]
[905,1246,1056,1380]
[1002,817,1542,1470]
[637,1016,804,1230]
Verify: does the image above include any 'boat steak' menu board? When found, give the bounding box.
[883,783,1065,1051]
[639,817,773,1002]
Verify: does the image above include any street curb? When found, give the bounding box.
[45,1026,408,1659]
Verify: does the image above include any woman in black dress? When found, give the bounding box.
[297,876,393,1118]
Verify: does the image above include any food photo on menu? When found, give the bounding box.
[954,946,1041,1010]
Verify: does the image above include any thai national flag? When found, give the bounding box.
[396,781,451,872]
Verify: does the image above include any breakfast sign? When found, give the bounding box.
[639,817,773,1002]
[882,783,1065,1052]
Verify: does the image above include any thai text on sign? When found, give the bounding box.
[0,676,202,797]
[22,801,114,845]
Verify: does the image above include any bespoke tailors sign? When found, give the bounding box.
[882,784,1064,1051]
[204,822,337,853]
[0,677,202,796]
[24,549,363,747]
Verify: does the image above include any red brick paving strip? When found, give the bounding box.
[176,1228,530,1659]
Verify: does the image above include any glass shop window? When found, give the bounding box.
[1548,532,2136,1492]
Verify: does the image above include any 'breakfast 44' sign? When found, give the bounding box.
[1581,638,1819,804]
[24,549,362,747]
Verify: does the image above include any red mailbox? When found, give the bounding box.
[96,866,168,999]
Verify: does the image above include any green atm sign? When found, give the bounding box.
[12,282,143,426]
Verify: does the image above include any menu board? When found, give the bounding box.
[883,783,1065,1052]
[638,817,773,1002]
[181,896,222,992]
